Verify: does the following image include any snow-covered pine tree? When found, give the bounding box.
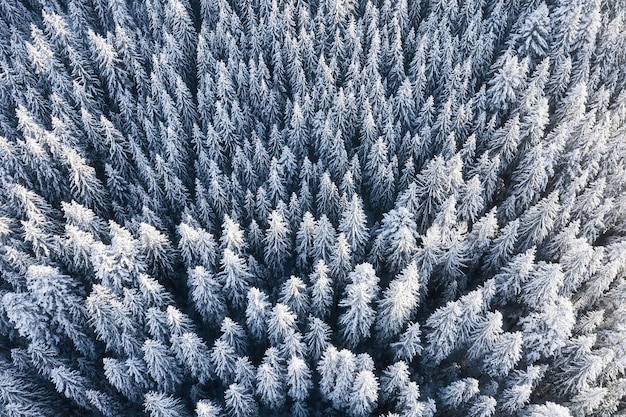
[0,0,625,416]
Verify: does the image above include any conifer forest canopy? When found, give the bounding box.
[1,0,626,415]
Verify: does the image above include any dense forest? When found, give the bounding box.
[0,0,625,415]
